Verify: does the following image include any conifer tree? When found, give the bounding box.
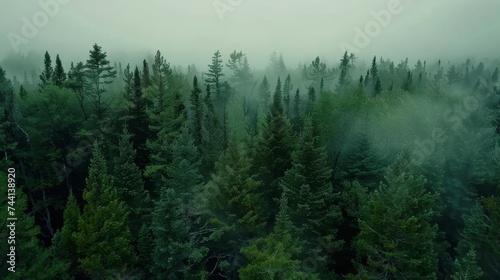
[52,192,80,276]
[255,77,294,224]
[337,51,351,92]
[374,77,382,95]
[206,140,267,277]
[52,54,66,87]
[280,117,343,274]
[258,75,271,112]
[142,59,151,88]
[283,74,293,119]
[127,66,149,170]
[74,145,136,279]
[239,194,318,279]
[112,126,150,240]
[190,75,203,148]
[39,51,53,87]
[352,153,439,279]
[83,44,117,124]
[370,56,378,82]
[66,61,87,119]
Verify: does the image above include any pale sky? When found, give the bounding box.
[0,0,499,70]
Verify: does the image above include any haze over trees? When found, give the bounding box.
[1,44,500,279]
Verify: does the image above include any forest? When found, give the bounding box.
[0,44,499,279]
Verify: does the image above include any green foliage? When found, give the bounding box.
[112,126,150,239]
[353,153,439,279]
[254,77,294,224]
[205,140,266,277]
[239,194,318,280]
[74,145,136,279]
[52,54,66,87]
[451,248,483,280]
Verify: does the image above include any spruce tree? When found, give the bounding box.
[142,59,151,88]
[283,74,293,119]
[190,75,203,148]
[52,54,66,87]
[112,126,150,240]
[39,51,53,87]
[239,194,318,279]
[206,140,267,277]
[74,145,136,279]
[280,117,343,275]
[255,77,294,225]
[127,66,149,170]
[352,153,439,279]
[258,75,271,111]
[83,44,117,124]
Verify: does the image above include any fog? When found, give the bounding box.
[1,0,499,70]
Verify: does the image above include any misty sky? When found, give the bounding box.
[1,0,499,70]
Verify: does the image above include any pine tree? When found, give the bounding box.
[52,54,66,87]
[150,125,208,279]
[83,44,117,124]
[283,74,293,119]
[255,77,294,225]
[190,75,203,148]
[39,51,53,87]
[280,117,343,274]
[239,194,318,279]
[293,88,302,132]
[142,59,151,88]
[74,145,136,279]
[451,248,483,280]
[374,77,382,95]
[352,153,439,279]
[122,63,133,100]
[370,56,378,82]
[66,62,87,119]
[0,172,70,280]
[258,75,271,112]
[205,140,267,277]
[52,192,80,276]
[337,51,351,92]
[112,126,150,240]
[127,66,149,170]
[150,187,208,279]
[205,50,225,105]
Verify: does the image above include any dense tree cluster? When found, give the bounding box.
[1,45,500,279]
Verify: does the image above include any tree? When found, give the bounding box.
[127,66,149,170]
[205,50,224,104]
[74,145,136,279]
[142,59,151,88]
[112,126,150,240]
[150,124,208,279]
[352,153,439,279]
[254,77,294,225]
[306,56,333,92]
[190,76,203,148]
[370,56,378,82]
[280,117,343,275]
[283,74,293,119]
[66,62,87,119]
[258,75,271,111]
[52,192,80,276]
[373,77,382,95]
[122,63,133,100]
[239,194,318,279]
[39,51,53,87]
[52,54,66,87]
[150,187,208,279]
[337,51,351,92]
[451,248,483,280]
[83,44,117,124]
[205,140,267,277]
[0,172,70,280]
